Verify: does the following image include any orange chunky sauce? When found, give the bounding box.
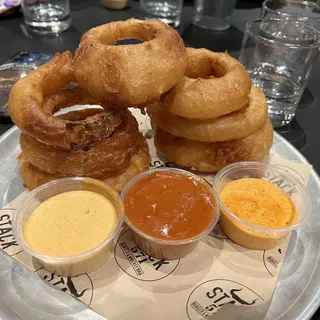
[124,171,215,241]
[220,178,298,228]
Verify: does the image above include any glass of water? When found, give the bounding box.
[140,0,183,28]
[239,18,320,128]
[21,0,71,34]
[193,0,237,31]
[261,0,320,30]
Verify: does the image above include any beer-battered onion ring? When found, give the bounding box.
[8,52,124,148]
[148,86,268,142]
[74,19,187,106]
[163,48,252,120]
[18,134,150,193]
[154,120,273,172]
[20,111,140,178]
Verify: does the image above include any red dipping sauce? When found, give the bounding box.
[123,170,215,241]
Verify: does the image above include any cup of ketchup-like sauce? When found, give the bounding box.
[121,168,220,260]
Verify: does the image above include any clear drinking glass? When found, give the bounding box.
[239,18,320,128]
[193,0,237,31]
[261,0,320,30]
[140,0,183,28]
[21,0,71,34]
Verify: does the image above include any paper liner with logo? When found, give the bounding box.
[0,109,312,320]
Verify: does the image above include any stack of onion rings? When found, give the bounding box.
[8,41,161,191]
[9,19,193,192]
[148,48,273,172]
[8,18,273,189]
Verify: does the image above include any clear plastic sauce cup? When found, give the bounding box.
[121,168,220,260]
[213,162,312,250]
[12,177,124,276]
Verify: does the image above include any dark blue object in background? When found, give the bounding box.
[7,51,53,65]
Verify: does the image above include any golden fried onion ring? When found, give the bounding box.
[148,86,268,142]
[74,19,187,106]
[162,48,252,120]
[8,52,124,148]
[19,134,150,193]
[154,119,273,172]
[20,110,141,178]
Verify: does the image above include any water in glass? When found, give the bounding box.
[239,19,320,127]
[193,0,237,31]
[22,0,71,34]
[261,0,320,30]
[140,0,183,27]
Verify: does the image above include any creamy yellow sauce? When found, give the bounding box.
[24,190,118,256]
[220,178,297,228]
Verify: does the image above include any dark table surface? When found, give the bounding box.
[1,1,320,319]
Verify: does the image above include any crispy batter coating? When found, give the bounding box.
[162,48,252,120]
[19,133,150,193]
[8,53,124,148]
[154,119,273,172]
[104,139,150,192]
[20,110,141,178]
[74,19,187,106]
[148,86,268,142]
